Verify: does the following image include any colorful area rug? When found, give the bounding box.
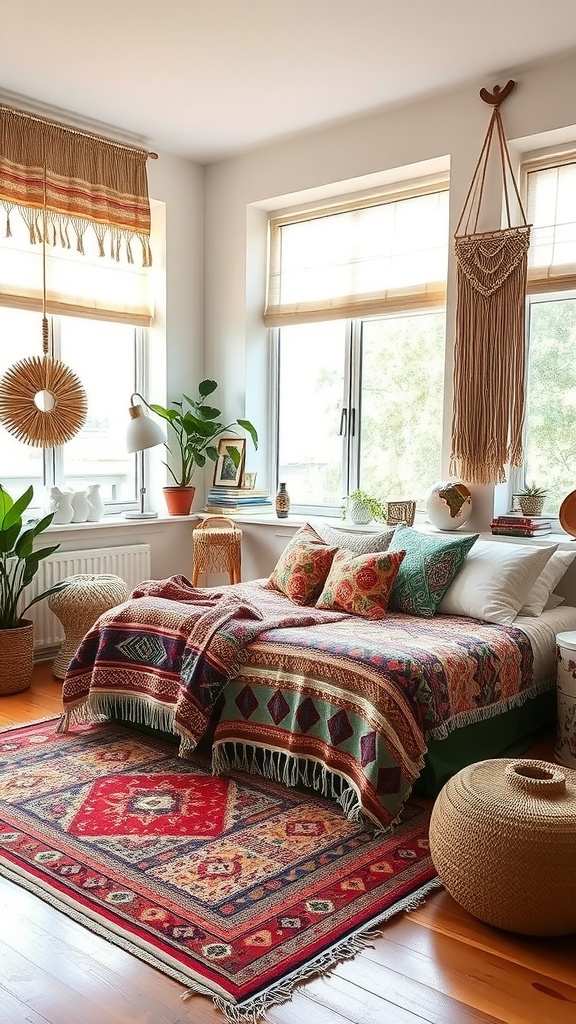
[0,719,439,1021]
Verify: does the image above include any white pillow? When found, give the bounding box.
[437,540,558,624]
[518,550,576,616]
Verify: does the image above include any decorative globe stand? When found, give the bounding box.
[48,573,129,679]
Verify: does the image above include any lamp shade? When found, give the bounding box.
[126,400,165,453]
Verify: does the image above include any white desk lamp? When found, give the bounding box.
[125,393,165,519]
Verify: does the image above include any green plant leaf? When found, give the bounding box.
[0,522,20,554]
[0,485,14,524]
[205,446,219,462]
[237,419,259,449]
[198,379,218,398]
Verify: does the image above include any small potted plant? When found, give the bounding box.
[347,489,387,525]
[0,485,68,694]
[517,482,548,517]
[147,380,258,515]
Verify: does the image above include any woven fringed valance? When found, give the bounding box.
[0,106,152,266]
[450,85,531,485]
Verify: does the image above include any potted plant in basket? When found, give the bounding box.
[0,485,69,695]
[147,380,258,515]
[516,482,548,517]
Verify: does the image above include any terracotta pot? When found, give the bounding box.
[0,619,34,695]
[163,486,196,516]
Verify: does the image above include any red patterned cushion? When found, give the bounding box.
[265,524,338,605]
[316,548,406,619]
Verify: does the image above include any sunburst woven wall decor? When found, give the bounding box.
[0,347,87,447]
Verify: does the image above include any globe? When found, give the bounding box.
[425,480,472,531]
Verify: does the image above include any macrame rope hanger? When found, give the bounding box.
[449,79,532,487]
[0,151,88,447]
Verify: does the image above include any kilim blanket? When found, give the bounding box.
[60,577,535,831]
[0,719,440,1022]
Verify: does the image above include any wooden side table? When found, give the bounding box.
[555,630,576,768]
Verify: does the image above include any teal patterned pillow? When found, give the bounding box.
[387,525,478,617]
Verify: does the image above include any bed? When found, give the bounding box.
[59,524,576,831]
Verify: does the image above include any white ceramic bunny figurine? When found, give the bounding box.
[49,487,74,525]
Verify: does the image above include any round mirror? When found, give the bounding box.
[33,389,56,412]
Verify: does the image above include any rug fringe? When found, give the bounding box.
[212,741,382,829]
[182,876,443,1022]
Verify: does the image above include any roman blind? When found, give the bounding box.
[525,154,576,294]
[0,104,155,325]
[264,182,449,327]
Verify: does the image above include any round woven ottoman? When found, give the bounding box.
[48,573,129,679]
[429,758,576,936]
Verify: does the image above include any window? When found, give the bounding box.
[519,154,576,515]
[267,181,449,512]
[0,203,156,513]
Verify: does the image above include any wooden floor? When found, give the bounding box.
[0,663,574,1024]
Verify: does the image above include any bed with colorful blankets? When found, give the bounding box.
[59,522,576,832]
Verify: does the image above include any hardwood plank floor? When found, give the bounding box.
[0,662,574,1024]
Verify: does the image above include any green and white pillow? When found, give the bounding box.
[387,525,479,617]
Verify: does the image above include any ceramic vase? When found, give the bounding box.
[86,484,105,522]
[275,482,290,519]
[71,490,90,523]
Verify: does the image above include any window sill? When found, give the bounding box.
[46,513,198,533]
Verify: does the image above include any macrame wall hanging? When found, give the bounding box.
[450,80,531,485]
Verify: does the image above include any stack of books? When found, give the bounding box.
[490,514,552,538]
[205,487,273,514]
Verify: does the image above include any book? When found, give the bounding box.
[493,515,552,526]
[490,526,552,537]
[209,488,269,497]
[204,503,274,515]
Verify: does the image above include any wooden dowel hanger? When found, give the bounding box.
[479,80,516,107]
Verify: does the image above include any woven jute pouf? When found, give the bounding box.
[48,573,129,680]
[429,758,576,936]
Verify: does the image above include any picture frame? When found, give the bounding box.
[213,437,246,487]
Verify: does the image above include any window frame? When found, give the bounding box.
[0,310,148,516]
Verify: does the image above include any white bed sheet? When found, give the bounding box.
[513,605,576,681]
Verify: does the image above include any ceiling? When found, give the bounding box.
[1,0,576,163]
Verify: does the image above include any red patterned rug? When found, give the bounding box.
[0,719,439,1021]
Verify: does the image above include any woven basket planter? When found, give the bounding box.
[429,758,576,936]
[0,620,34,695]
[518,494,545,516]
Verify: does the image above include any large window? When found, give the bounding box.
[268,181,449,512]
[0,308,141,510]
[0,201,156,513]
[519,154,576,515]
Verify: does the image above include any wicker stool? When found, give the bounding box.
[48,573,129,679]
[192,516,242,585]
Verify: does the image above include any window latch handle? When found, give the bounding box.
[350,407,356,437]
[339,408,348,436]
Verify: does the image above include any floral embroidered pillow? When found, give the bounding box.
[315,548,406,619]
[265,524,337,605]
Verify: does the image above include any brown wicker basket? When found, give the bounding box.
[0,620,34,695]
[429,758,576,936]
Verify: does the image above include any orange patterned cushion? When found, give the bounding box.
[316,548,406,619]
[265,524,338,605]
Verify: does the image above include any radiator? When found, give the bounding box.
[24,543,151,652]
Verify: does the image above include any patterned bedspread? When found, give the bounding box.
[60,577,535,830]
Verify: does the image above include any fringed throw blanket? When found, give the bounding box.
[61,578,534,830]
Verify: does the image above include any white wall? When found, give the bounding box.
[203,54,576,535]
